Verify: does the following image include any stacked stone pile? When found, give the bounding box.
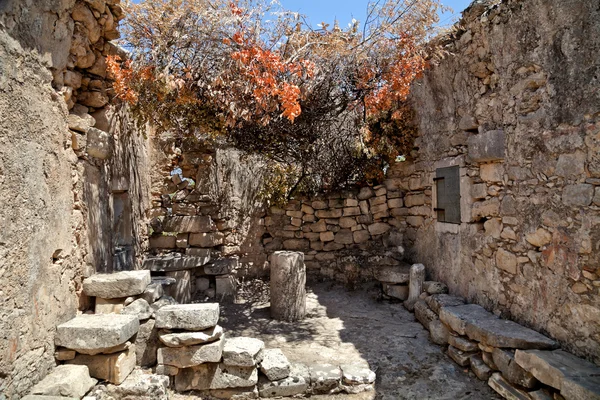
[408,285,600,399]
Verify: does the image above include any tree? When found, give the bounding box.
[109,0,445,199]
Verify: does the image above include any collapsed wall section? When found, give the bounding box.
[396,0,600,363]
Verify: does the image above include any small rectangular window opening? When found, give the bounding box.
[435,166,461,224]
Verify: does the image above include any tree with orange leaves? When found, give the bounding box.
[111,0,445,197]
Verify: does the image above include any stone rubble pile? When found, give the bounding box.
[402,265,600,400]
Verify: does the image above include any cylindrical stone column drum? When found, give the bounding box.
[270,251,306,321]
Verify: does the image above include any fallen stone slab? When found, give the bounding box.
[155,303,219,331]
[492,348,538,389]
[466,318,557,350]
[470,354,493,381]
[448,335,479,352]
[429,319,450,345]
[414,300,438,331]
[141,282,164,304]
[340,364,376,385]
[439,304,497,336]
[515,349,600,393]
[157,336,225,368]
[143,254,211,272]
[159,325,224,347]
[101,369,170,400]
[426,294,465,315]
[374,264,411,284]
[561,375,600,400]
[309,364,342,394]
[55,314,139,355]
[67,345,137,385]
[175,363,258,391]
[258,373,309,398]
[488,372,532,400]
[205,257,239,275]
[122,298,152,320]
[223,337,265,367]
[29,365,97,399]
[83,270,151,299]
[259,348,291,381]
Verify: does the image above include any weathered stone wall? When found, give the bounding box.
[0,0,150,397]
[395,0,600,363]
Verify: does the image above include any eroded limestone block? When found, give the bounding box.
[340,364,376,385]
[309,364,342,394]
[122,298,152,320]
[466,318,557,349]
[467,130,505,162]
[426,294,465,315]
[374,264,411,284]
[223,337,265,367]
[439,304,497,336]
[136,319,160,367]
[175,363,258,391]
[258,375,308,398]
[86,127,111,159]
[158,336,225,368]
[95,297,126,314]
[55,314,139,355]
[83,270,151,299]
[101,369,170,400]
[429,320,450,345]
[68,345,137,385]
[29,365,97,398]
[414,300,438,331]
[259,348,291,381]
[159,325,224,348]
[488,372,532,400]
[448,335,479,352]
[141,282,164,304]
[492,348,538,389]
[155,303,219,331]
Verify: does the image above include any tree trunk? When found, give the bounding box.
[270,251,306,321]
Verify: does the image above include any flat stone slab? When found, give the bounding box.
[205,257,239,275]
[439,304,497,336]
[29,365,97,398]
[466,318,557,350]
[158,325,224,347]
[561,375,600,400]
[223,337,265,367]
[83,270,151,298]
[341,364,376,385]
[143,254,211,272]
[55,314,139,355]
[488,372,531,400]
[309,363,342,394]
[374,264,411,284]
[157,336,225,368]
[175,363,258,391]
[258,374,309,398]
[67,345,137,385]
[259,348,291,381]
[155,303,219,331]
[515,349,600,396]
[426,294,465,314]
[122,298,152,320]
[492,348,538,389]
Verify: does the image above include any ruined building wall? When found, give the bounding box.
[394,0,600,363]
[0,0,151,397]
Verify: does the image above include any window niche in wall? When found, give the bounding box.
[434,166,461,224]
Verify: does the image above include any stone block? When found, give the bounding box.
[406,216,424,227]
[339,217,357,229]
[95,297,126,314]
[259,348,291,381]
[270,251,306,322]
[414,300,438,330]
[189,232,225,247]
[55,348,76,361]
[447,345,476,367]
[353,230,370,244]
[101,369,170,400]
[382,283,409,300]
[388,198,404,209]
[141,282,164,304]
[357,187,375,200]
[555,152,586,179]
[136,319,160,367]
[448,335,479,352]
[29,365,97,398]
[310,364,342,394]
[374,264,411,283]
[470,354,493,381]
[423,281,449,295]
[563,184,594,207]
[223,337,265,367]
[175,363,258,391]
[122,298,152,320]
[68,345,137,385]
[467,130,505,162]
[162,215,215,233]
[480,163,504,182]
[216,275,237,300]
[83,270,151,299]
[159,326,224,348]
[55,314,139,355]
[158,336,225,368]
[439,304,497,336]
[525,228,552,248]
[155,304,220,331]
[429,320,450,345]
[86,127,111,159]
[343,207,361,216]
[315,209,343,218]
[488,372,532,400]
[496,248,517,274]
[466,318,557,350]
[149,234,177,249]
[334,229,354,244]
[208,387,260,399]
[515,349,600,392]
[492,348,538,389]
[341,364,376,385]
[311,200,328,210]
[368,222,391,235]
[143,254,211,272]
[282,238,310,250]
[471,198,500,220]
[258,374,308,398]
[166,270,191,304]
[426,294,465,314]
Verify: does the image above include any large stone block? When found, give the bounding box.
[310,364,342,394]
[259,348,291,381]
[162,216,215,233]
[175,363,258,391]
[55,314,139,355]
[29,365,97,398]
[100,369,170,400]
[374,264,411,283]
[83,270,151,298]
[414,300,438,331]
[189,232,225,247]
[205,257,239,275]
[223,337,265,367]
[159,325,224,347]
[439,304,497,336]
[492,348,538,389]
[155,304,220,331]
[426,294,465,314]
[158,336,225,368]
[143,254,211,272]
[488,372,532,400]
[466,318,557,350]
[467,130,505,162]
[136,319,160,367]
[68,345,137,385]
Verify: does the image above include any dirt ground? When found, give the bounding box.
[205,280,499,400]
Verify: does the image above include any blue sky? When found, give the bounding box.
[279,0,473,29]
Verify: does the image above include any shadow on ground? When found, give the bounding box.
[218,280,500,400]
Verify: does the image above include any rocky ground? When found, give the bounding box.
[190,280,500,400]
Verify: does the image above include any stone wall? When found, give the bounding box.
[395,0,600,363]
[0,0,150,397]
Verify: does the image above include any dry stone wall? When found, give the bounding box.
[0,0,150,397]
[395,0,600,364]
